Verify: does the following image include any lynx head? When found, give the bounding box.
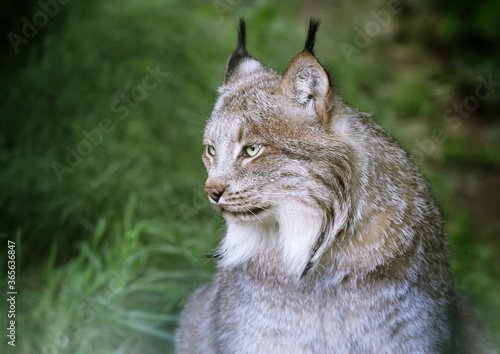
[203,19,354,279]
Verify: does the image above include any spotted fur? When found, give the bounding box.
[176,19,494,354]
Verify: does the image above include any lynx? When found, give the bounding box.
[176,19,493,353]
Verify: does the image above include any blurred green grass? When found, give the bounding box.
[1,0,499,352]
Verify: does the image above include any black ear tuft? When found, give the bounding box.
[304,18,320,55]
[236,18,248,55]
[225,18,253,82]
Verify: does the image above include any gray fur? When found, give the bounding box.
[176,21,494,354]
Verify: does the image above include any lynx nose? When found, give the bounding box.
[205,185,225,203]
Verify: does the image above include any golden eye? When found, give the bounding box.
[206,145,216,157]
[244,144,262,157]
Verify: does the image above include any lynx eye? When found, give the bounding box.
[206,145,216,157]
[244,144,262,157]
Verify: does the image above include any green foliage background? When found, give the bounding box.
[0,0,499,352]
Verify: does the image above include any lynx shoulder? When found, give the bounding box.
[176,19,493,353]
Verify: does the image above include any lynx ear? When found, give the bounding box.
[224,19,263,84]
[279,19,332,125]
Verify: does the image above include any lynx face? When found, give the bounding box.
[202,21,352,278]
[203,70,331,222]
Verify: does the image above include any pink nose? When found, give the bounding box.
[204,186,225,203]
